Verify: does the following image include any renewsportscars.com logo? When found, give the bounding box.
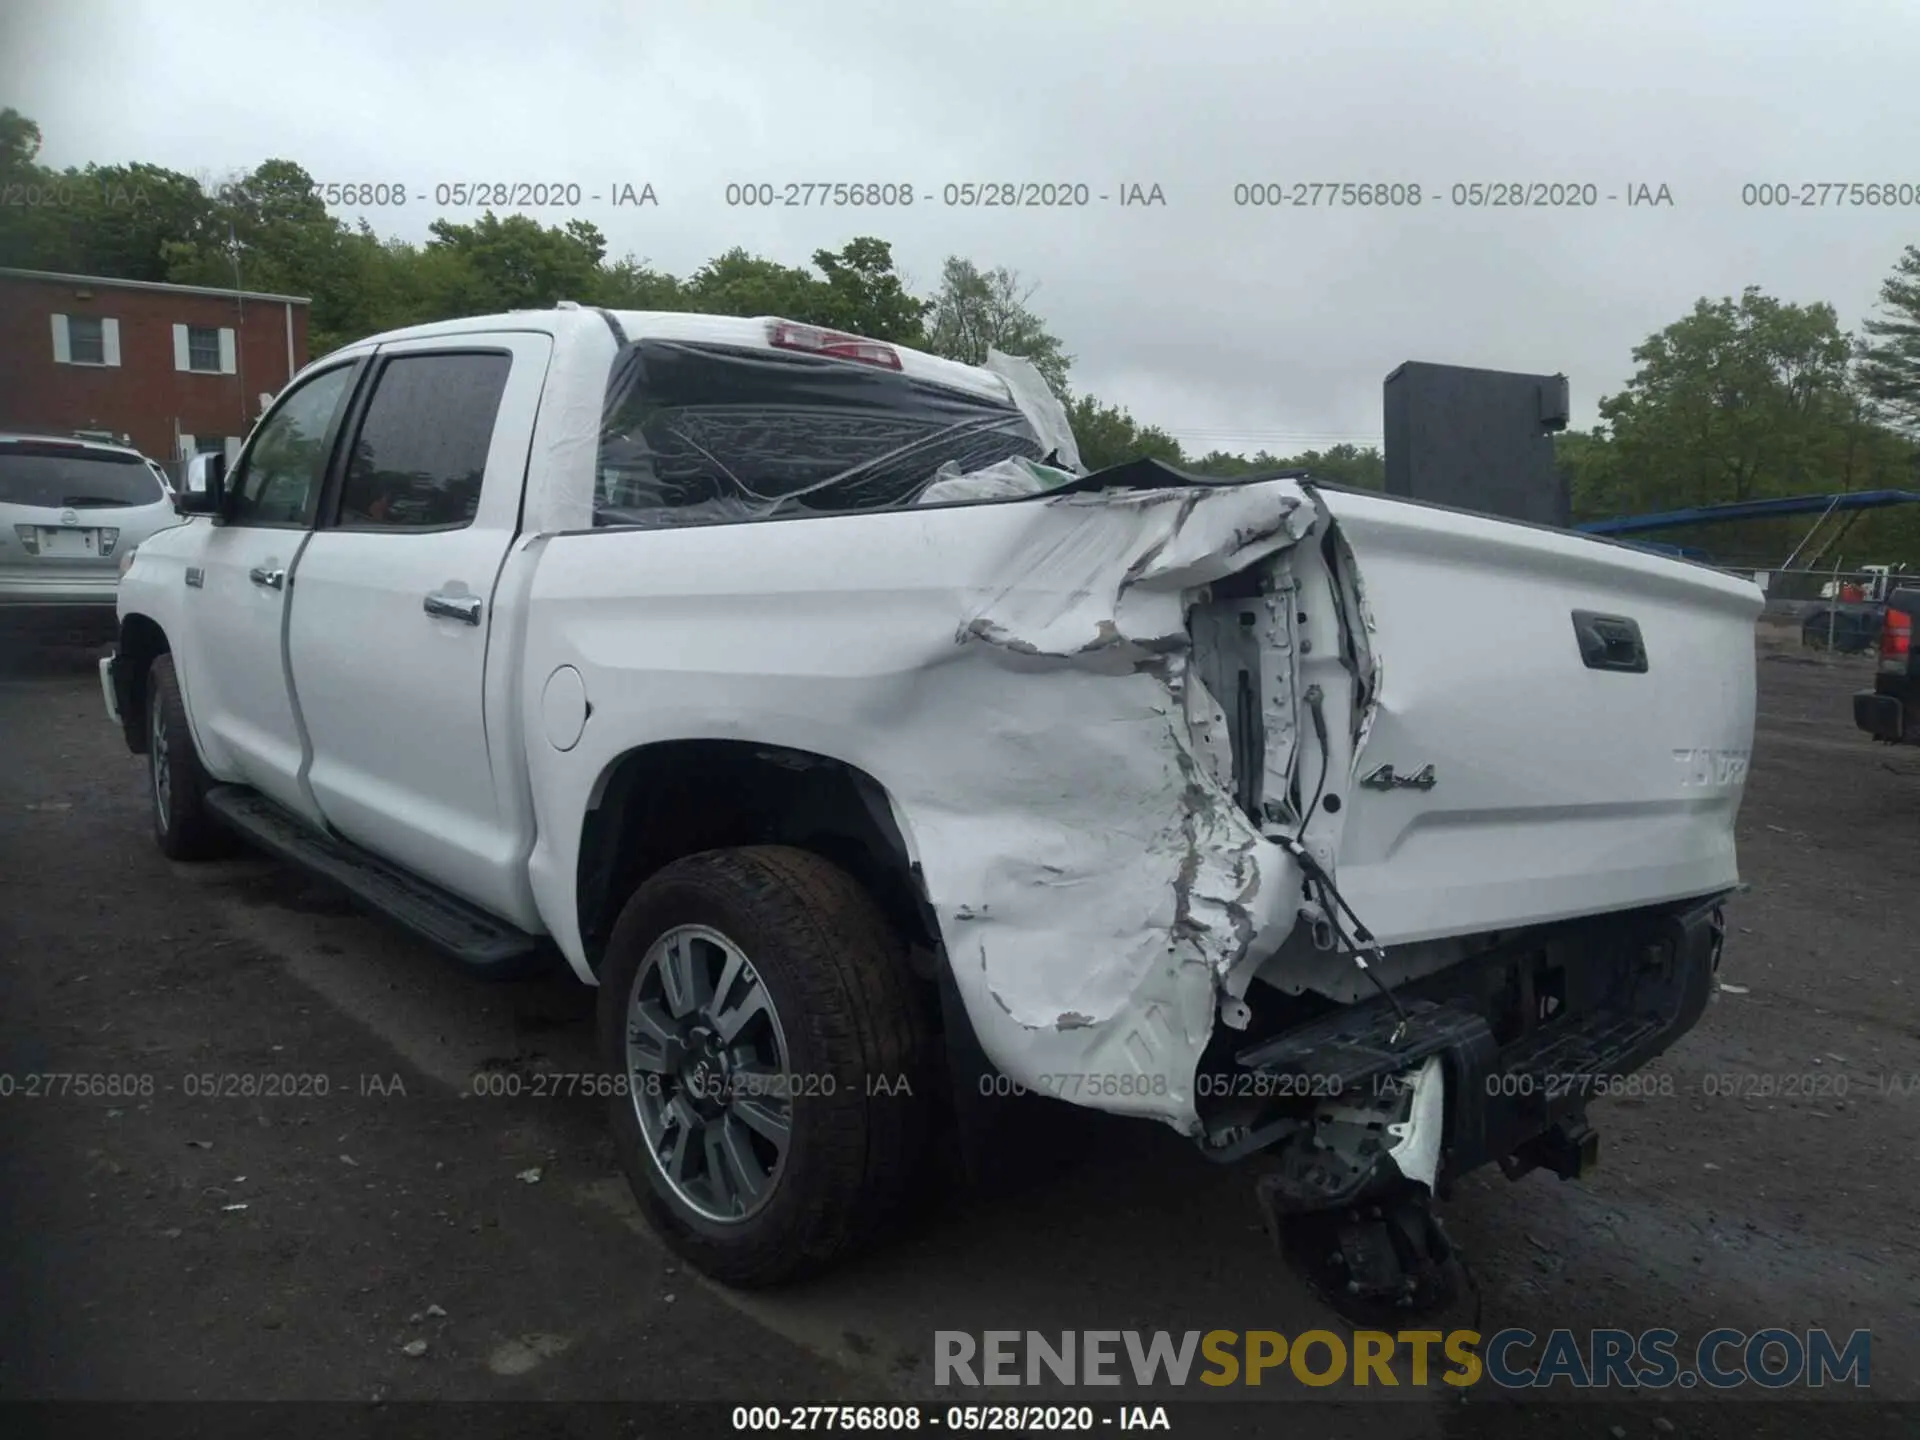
[934,1327,1871,1390]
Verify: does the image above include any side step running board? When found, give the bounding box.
[204,786,545,974]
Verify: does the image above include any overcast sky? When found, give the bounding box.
[6,0,1917,454]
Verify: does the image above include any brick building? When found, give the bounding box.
[0,267,311,474]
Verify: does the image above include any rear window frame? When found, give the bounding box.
[591,338,1049,531]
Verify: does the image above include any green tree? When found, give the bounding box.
[418,211,608,313]
[0,111,225,283]
[1186,444,1385,486]
[590,254,687,311]
[593,238,927,339]
[1555,430,1626,522]
[677,246,830,321]
[79,164,222,282]
[163,159,341,293]
[0,107,39,172]
[322,227,473,342]
[926,257,1072,392]
[1282,443,1385,489]
[161,160,377,352]
[809,237,931,344]
[1597,286,1856,511]
[1185,449,1260,476]
[1857,244,1920,440]
[1063,394,1185,470]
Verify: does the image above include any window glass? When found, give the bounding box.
[336,353,510,528]
[0,445,165,508]
[594,340,1044,527]
[228,366,354,526]
[67,316,105,365]
[188,326,222,372]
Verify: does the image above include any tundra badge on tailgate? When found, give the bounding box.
[1673,748,1750,787]
[1359,763,1438,791]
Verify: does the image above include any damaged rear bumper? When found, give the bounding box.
[880,468,1747,1152]
[1228,894,1725,1213]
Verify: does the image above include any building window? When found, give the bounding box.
[51,314,121,366]
[68,316,105,363]
[188,326,223,373]
[173,323,234,374]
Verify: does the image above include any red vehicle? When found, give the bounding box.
[1855,587,1920,745]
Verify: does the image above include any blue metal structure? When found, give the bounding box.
[1577,489,1920,654]
[1577,489,1920,537]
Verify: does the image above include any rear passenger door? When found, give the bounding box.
[285,333,552,917]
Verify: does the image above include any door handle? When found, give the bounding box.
[249,566,286,590]
[424,591,482,625]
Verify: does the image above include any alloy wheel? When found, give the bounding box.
[150,692,171,831]
[624,924,794,1223]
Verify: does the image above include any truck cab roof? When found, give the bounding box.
[325,307,1018,404]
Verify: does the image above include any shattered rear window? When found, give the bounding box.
[594,340,1046,527]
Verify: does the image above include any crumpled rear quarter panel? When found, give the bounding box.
[521,480,1318,1133]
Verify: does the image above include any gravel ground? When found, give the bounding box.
[0,630,1915,1439]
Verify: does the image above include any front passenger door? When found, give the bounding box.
[183,361,358,823]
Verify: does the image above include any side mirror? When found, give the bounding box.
[176,452,228,516]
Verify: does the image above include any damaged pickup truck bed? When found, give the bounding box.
[103,306,1763,1302]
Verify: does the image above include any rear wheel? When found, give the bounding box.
[596,845,933,1288]
[146,653,231,861]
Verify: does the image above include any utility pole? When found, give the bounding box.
[229,219,249,445]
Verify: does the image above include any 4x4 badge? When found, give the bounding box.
[1360,763,1437,791]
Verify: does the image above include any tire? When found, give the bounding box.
[146,653,231,861]
[596,845,933,1288]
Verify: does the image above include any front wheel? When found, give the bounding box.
[596,846,933,1288]
[146,653,231,861]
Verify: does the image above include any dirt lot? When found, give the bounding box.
[1,630,1917,1438]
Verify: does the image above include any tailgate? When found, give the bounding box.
[1308,487,1763,945]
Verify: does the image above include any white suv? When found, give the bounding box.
[0,434,179,621]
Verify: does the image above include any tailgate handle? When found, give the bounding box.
[1572,610,1648,673]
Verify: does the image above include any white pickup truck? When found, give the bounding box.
[104,306,1763,1306]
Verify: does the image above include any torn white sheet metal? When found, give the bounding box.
[924,482,1321,1134]
[985,348,1084,473]
[524,475,1325,1137]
